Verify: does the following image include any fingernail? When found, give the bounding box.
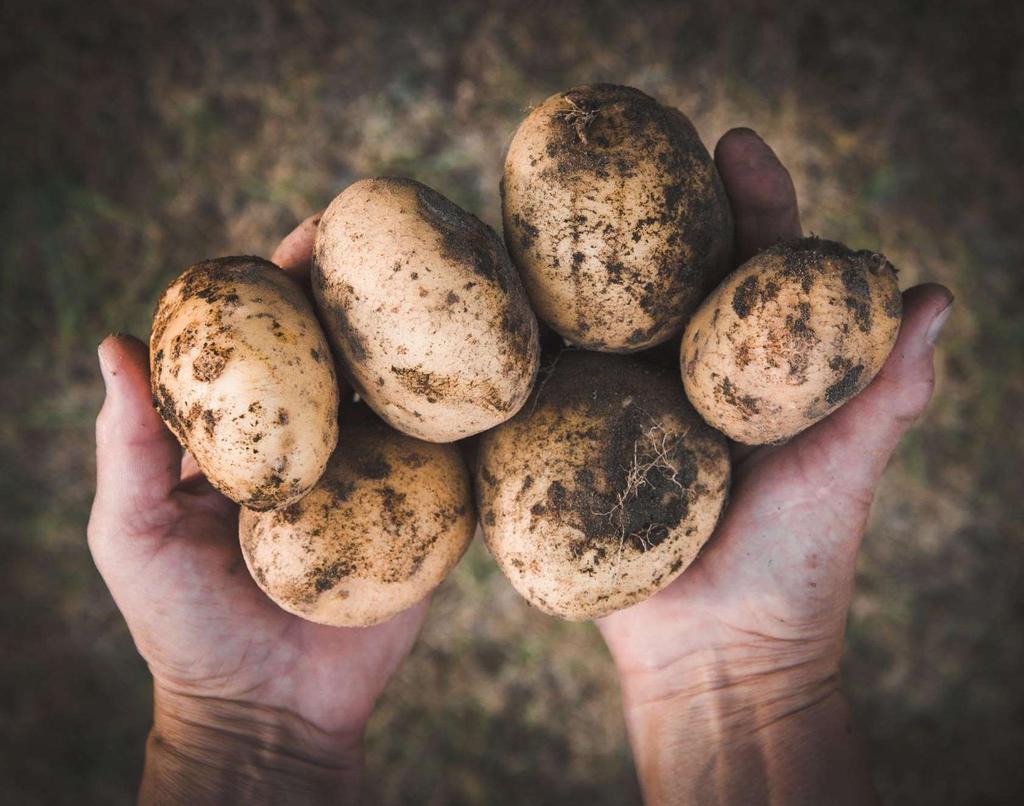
[98,337,118,389]
[98,344,110,389]
[926,300,954,345]
[731,126,763,141]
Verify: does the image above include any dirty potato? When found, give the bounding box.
[477,351,730,620]
[312,177,540,443]
[502,84,733,352]
[151,256,339,509]
[681,237,903,445]
[239,403,475,627]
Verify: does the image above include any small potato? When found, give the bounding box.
[681,237,903,445]
[313,177,540,443]
[477,351,730,620]
[151,256,338,509]
[239,403,475,627]
[502,84,733,352]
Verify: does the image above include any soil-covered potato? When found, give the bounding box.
[681,237,903,445]
[312,177,540,443]
[150,256,339,510]
[477,351,730,620]
[502,83,733,352]
[239,403,475,627]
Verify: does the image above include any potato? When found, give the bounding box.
[502,84,733,353]
[681,237,903,445]
[239,403,475,627]
[151,256,339,510]
[477,351,730,620]
[312,177,540,443]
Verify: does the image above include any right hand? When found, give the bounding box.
[599,128,952,805]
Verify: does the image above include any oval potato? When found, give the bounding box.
[681,237,903,444]
[151,256,339,509]
[313,177,540,442]
[502,83,733,352]
[239,403,475,627]
[477,351,730,620]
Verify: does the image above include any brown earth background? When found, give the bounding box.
[2,1,1022,803]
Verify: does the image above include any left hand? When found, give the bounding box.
[87,215,426,803]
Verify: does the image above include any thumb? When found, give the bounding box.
[90,335,182,547]
[790,283,954,500]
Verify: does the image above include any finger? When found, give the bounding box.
[180,450,202,482]
[92,335,182,532]
[715,128,802,263]
[176,451,233,511]
[729,439,762,467]
[270,212,322,282]
[788,283,953,501]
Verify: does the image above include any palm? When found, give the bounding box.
[91,467,426,734]
[600,423,873,676]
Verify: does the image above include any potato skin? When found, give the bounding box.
[502,84,733,353]
[312,177,540,443]
[150,256,338,510]
[681,237,903,445]
[239,403,475,627]
[477,351,730,620]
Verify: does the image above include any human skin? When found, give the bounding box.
[87,129,951,804]
[88,212,426,804]
[597,128,953,805]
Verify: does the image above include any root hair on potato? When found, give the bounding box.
[592,419,693,579]
[557,95,599,145]
[477,351,730,619]
[528,344,568,415]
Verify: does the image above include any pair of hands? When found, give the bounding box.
[88,129,952,804]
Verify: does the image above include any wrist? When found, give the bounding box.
[616,638,842,729]
[615,645,878,806]
[141,686,365,805]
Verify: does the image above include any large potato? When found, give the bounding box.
[239,403,475,627]
[312,177,540,443]
[477,351,730,620]
[502,83,733,352]
[151,256,339,509]
[681,237,903,444]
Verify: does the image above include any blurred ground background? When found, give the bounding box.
[2,0,1023,803]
